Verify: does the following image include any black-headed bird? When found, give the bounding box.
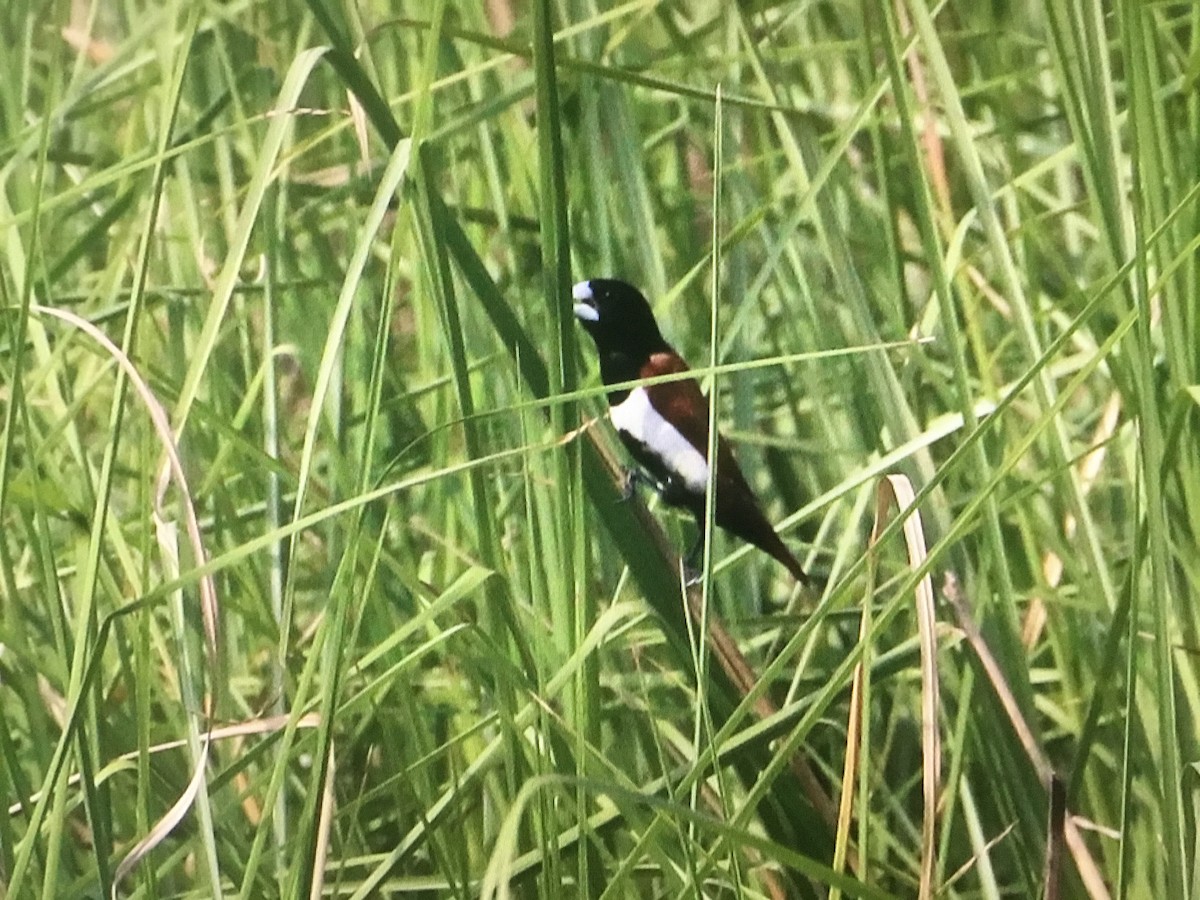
[573,278,811,585]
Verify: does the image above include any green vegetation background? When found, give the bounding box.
[1,1,1197,897]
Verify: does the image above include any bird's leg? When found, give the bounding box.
[618,468,639,502]
[682,531,706,585]
[618,467,656,502]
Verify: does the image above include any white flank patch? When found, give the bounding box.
[609,387,710,492]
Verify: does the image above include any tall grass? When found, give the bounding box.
[1,1,1197,897]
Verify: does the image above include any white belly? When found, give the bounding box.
[609,387,710,493]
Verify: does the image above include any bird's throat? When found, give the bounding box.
[599,351,643,404]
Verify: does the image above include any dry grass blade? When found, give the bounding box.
[7,712,323,818]
[1043,773,1067,900]
[870,474,939,898]
[830,585,868,898]
[29,305,221,898]
[943,574,1111,899]
[309,737,337,900]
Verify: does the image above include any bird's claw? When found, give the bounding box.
[617,468,651,503]
[681,537,705,586]
[618,470,636,502]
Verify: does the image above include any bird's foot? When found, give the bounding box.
[618,468,653,503]
[682,536,706,586]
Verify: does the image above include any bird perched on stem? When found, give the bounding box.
[572,278,811,586]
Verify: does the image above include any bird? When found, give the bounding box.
[572,277,811,586]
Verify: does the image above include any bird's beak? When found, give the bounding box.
[572,281,599,322]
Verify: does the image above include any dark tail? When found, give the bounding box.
[758,528,812,587]
[703,450,813,587]
[707,486,812,586]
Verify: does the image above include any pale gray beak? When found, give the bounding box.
[572,281,598,321]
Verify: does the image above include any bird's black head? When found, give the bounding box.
[572,279,670,365]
